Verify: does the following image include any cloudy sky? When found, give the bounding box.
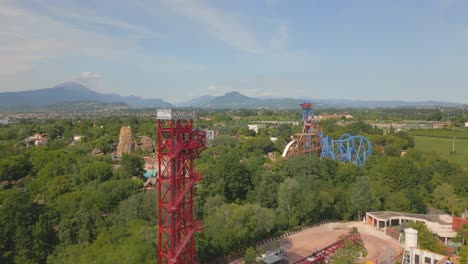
[1,0,468,103]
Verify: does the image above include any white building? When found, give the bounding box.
[465,122,468,128]
[402,228,448,264]
[25,133,48,147]
[248,124,266,134]
[365,211,456,244]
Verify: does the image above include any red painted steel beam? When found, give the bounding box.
[293,233,362,264]
[157,115,206,264]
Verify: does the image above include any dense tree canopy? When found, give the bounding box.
[0,113,466,263]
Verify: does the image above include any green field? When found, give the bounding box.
[414,136,468,171]
[409,128,468,139]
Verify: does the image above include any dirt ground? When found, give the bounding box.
[233,222,402,263]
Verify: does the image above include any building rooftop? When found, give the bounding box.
[367,211,450,224]
[367,211,456,238]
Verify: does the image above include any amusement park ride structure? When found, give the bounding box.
[154,103,371,263]
[292,231,364,264]
[156,109,206,264]
[282,101,373,166]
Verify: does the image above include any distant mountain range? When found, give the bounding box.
[197,91,299,109]
[0,82,172,108]
[178,91,463,109]
[0,82,464,111]
[177,95,215,107]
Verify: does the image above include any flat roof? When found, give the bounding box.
[367,211,457,238]
[367,211,449,224]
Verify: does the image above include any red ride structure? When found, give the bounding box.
[293,232,363,264]
[156,109,206,264]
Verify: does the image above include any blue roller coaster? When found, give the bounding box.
[282,101,372,166]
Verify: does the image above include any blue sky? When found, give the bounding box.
[1,0,468,103]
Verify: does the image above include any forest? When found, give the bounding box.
[0,110,468,263]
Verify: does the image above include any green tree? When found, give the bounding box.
[384,143,402,157]
[333,242,360,264]
[244,247,257,264]
[243,136,275,154]
[0,190,57,263]
[80,161,113,183]
[433,183,457,215]
[382,158,420,191]
[278,177,300,226]
[204,203,275,253]
[395,131,415,148]
[408,222,445,254]
[208,151,251,202]
[460,245,468,263]
[255,172,284,208]
[384,191,411,212]
[120,153,144,177]
[49,221,157,264]
[0,154,31,181]
[275,124,292,139]
[351,176,376,221]
[112,192,158,225]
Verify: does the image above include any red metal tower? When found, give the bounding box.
[156,109,206,264]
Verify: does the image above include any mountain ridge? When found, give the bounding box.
[178,91,463,109]
[0,82,172,108]
[0,83,464,109]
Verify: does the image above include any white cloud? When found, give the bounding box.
[71,71,111,93]
[161,0,261,53]
[0,2,119,77]
[80,72,100,79]
[0,0,207,93]
[207,85,217,91]
[43,4,164,41]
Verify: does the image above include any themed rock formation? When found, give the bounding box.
[117,126,136,156]
[138,136,156,153]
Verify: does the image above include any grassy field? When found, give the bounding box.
[409,128,468,139]
[413,136,468,171]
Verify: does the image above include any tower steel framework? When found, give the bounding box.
[156,109,206,264]
[294,101,323,156]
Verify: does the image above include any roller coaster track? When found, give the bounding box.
[282,101,372,166]
[320,134,372,165]
[292,232,363,264]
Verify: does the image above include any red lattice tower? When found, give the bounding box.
[157,109,206,264]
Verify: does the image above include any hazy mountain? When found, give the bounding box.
[177,95,215,107]
[194,91,463,109]
[198,91,300,109]
[204,91,260,108]
[0,82,172,108]
[310,99,462,108]
[0,101,130,113]
[0,84,463,110]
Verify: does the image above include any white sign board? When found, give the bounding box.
[156,109,197,120]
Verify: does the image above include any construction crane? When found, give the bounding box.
[282,101,372,166]
[156,109,206,264]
